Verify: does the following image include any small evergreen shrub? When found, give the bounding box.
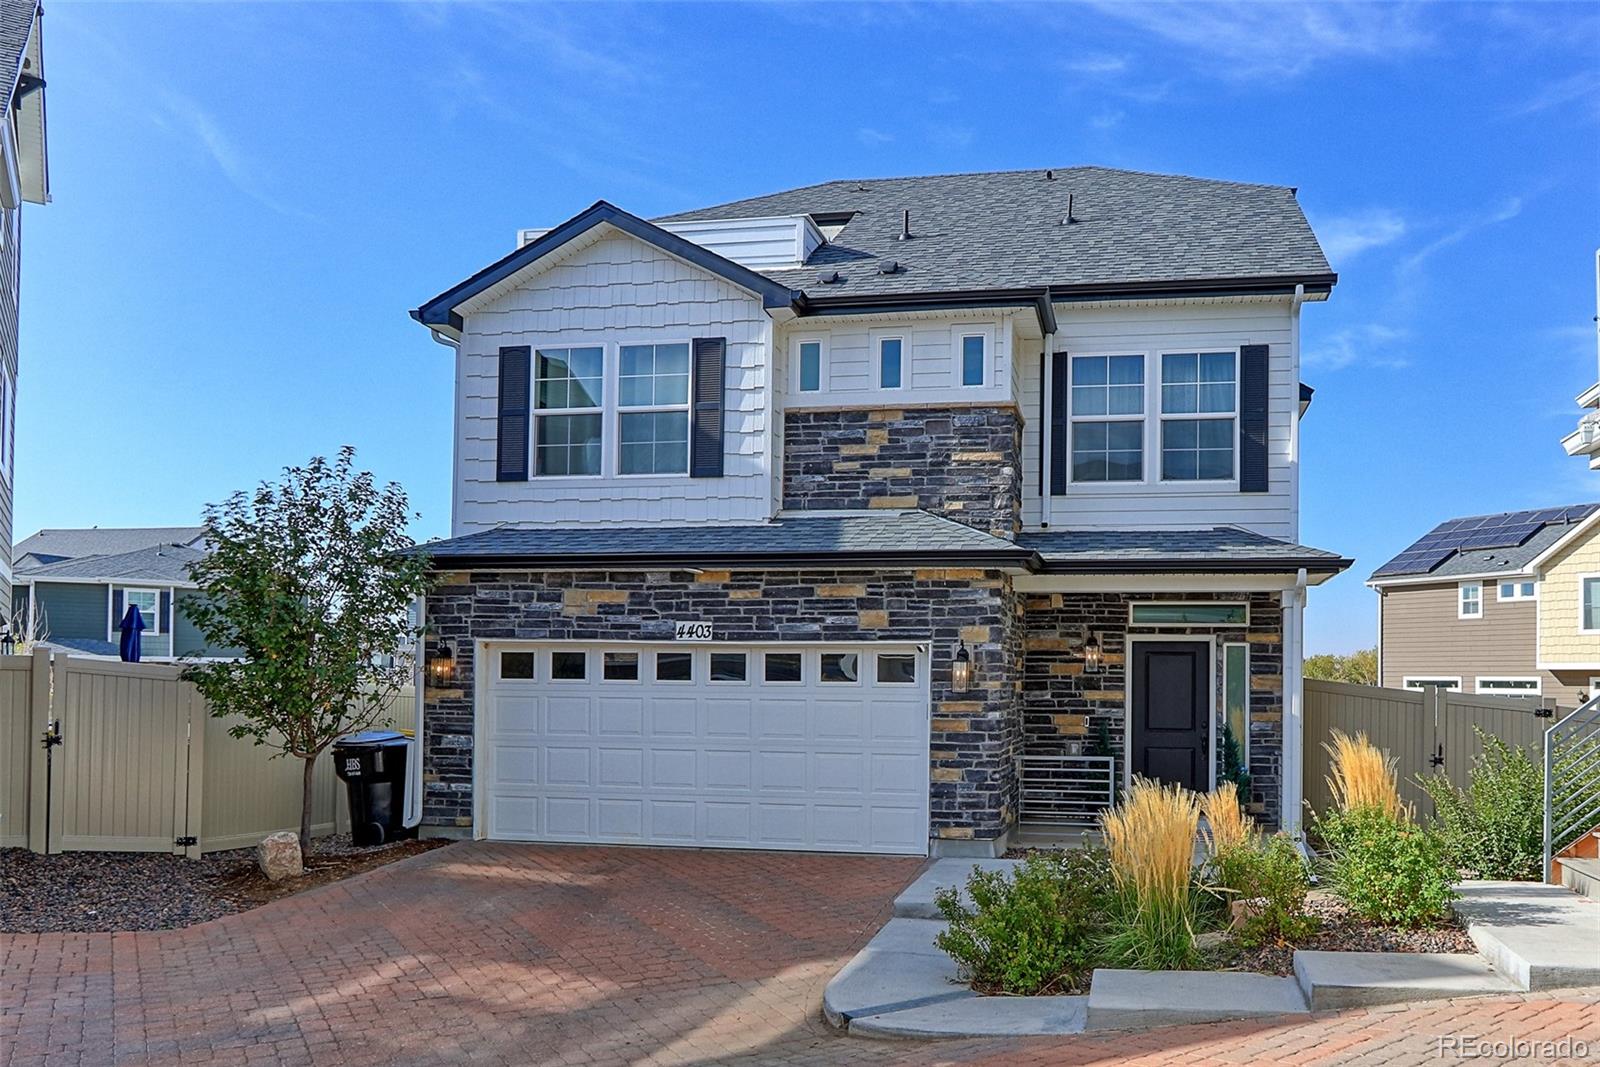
[934,849,1113,995]
[1316,806,1456,927]
[1421,731,1542,881]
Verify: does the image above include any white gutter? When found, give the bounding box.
[1040,330,1055,527]
[1281,567,1308,841]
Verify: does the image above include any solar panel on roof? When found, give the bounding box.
[1373,545,1455,577]
[1455,524,1542,551]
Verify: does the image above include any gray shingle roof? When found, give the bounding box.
[15,526,206,567]
[1370,504,1600,582]
[658,166,1333,301]
[0,0,35,95]
[414,511,1030,567]
[19,543,206,584]
[1017,527,1350,574]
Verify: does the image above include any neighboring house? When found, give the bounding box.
[11,526,234,660]
[408,166,1351,858]
[1369,503,1600,706]
[0,1,50,609]
[1561,251,1600,468]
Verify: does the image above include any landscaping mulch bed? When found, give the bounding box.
[1229,891,1475,977]
[1,835,447,934]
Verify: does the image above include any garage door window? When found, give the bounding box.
[821,652,860,683]
[764,652,803,683]
[877,654,916,684]
[603,652,639,681]
[501,651,536,680]
[710,652,748,682]
[551,651,587,680]
[655,652,692,682]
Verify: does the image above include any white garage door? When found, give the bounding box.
[479,643,930,855]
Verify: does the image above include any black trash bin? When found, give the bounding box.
[332,730,416,846]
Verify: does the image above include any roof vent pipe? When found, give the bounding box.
[896,209,912,241]
[1063,193,1077,225]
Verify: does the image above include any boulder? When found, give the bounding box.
[257,831,303,881]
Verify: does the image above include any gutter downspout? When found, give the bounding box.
[1289,284,1305,537]
[1040,325,1056,528]
[404,593,425,830]
[1282,567,1308,842]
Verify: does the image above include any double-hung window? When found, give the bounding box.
[123,588,161,634]
[878,337,904,389]
[1070,354,1144,482]
[1160,351,1237,481]
[534,347,604,476]
[618,343,690,475]
[1459,581,1483,619]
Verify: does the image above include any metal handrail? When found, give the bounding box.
[1543,693,1600,880]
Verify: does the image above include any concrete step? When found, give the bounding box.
[1455,880,1600,990]
[1561,857,1600,900]
[892,858,1020,919]
[1084,968,1307,1030]
[821,918,971,1028]
[1292,951,1519,1011]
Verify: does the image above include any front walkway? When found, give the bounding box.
[3,841,1598,1066]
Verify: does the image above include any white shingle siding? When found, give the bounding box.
[454,233,773,534]
[1021,298,1299,541]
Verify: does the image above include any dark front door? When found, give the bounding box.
[1130,641,1209,792]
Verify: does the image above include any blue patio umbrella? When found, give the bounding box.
[118,604,145,662]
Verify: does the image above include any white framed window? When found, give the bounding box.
[533,346,604,477]
[958,332,986,387]
[794,338,825,393]
[1070,353,1145,483]
[1475,676,1542,696]
[1588,676,1600,699]
[616,342,690,476]
[499,650,536,680]
[1223,642,1250,770]
[1458,581,1483,619]
[1497,579,1536,602]
[1159,350,1238,482]
[122,588,161,635]
[1581,575,1600,634]
[877,336,905,390]
[1403,676,1462,692]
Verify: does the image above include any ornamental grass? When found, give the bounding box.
[1099,777,1201,969]
[1201,781,1256,858]
[1323,729,1408,820]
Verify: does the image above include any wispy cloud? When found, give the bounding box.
[856,127,895,146]
[1065,53,1129,76]
[1512,69,1600,120]
[1304,324,1412,372]
[1315,209,1408,265]
[152,90,317,221]
[1089,109,1126,131]
[1083,1,1431,79]
[1398,198,1523,277]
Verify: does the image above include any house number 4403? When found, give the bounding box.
[674,621,714,641]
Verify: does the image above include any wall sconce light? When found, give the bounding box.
[951,639,973,693]
[1082,629,1103,672]
[428,640,456,684]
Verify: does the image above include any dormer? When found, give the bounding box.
[518,213,825,271]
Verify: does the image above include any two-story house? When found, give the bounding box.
[408,167,1351,857]
[1370,503,1600,708]
[0,1,49,611]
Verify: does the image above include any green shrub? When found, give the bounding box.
[1420,731,1543,881]
[1316,806,1456,927]
[1205,833,1316,947]
[934,849,1113,995]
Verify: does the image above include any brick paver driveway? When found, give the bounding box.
[4,842,1598,1066]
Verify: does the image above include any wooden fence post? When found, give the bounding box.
[25,646,51,853]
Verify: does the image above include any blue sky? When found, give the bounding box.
[19,2,1600,654]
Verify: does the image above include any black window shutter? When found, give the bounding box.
[1239,343,1269,493]
[110,589,124,631]
[496,346,532,482]
[690,337,726,478]
[1048,351,1069,496]
[159,590,173,633]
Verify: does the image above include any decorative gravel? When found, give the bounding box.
[1,835,446,934]
[1234,892,1475,977]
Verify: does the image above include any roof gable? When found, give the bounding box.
[412,200,801,335]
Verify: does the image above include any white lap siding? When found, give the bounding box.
[454,232,774,534]
[1021,298,1299,541]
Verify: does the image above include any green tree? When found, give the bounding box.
[182,448,432,851]
[1304,648,1378,685]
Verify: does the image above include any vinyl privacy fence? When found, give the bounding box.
[0,649,416,857]
[1303,678,1552,821]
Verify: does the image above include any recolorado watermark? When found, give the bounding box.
[1437,1034,1594,1060]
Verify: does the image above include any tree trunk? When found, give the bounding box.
[300,755,317,854]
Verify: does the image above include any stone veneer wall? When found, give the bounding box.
[1021,591,1285,826]
[422,567,1024,845]
[782,406,1023,539]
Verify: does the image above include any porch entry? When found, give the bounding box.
[1129,639,1211,792]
